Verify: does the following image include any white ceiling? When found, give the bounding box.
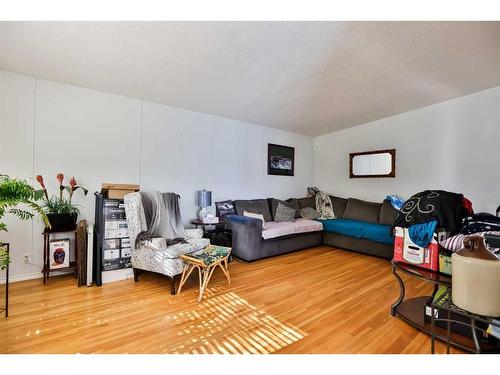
[1,21,500,136]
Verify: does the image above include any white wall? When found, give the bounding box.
[314,86,500,213]
[0,70,315,283]
[0,71,36,278]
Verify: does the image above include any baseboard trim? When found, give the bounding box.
[1,268,134,285]
[0,272,42,284]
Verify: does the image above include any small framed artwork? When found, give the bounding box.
[267,143,295,176]
[49,238,70,270]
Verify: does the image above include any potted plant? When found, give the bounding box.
[36,173,88,231]
[0,175,50,269]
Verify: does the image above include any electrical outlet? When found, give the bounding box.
[23,253,30,264]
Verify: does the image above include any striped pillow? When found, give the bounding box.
[440,231,500,252]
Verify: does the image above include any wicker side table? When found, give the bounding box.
[177,245,231,302]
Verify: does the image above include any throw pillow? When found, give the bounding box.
[243,211,267,229]
[215,200,235,219]
[270,198,300,219]
[300,207,320,220]
[274,202,296,222]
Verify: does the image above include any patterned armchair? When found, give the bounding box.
[124,192,210,294]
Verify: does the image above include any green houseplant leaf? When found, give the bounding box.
[0,175,49,269]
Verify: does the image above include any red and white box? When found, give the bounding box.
[393,227,449,271]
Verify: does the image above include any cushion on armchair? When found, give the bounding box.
[185,228,203,239]
[143,237,209,259]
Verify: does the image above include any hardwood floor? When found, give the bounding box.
[0,246,462,354]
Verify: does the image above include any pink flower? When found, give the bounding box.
[56,173,64,185]
[36,175,45,189]
[69,177,76,189]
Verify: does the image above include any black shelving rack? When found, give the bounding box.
[430,287,500,354]
[93,193,132,286]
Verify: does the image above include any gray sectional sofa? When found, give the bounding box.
[321,196,398,259]
[226,198,323,261]
[225,195,398,262]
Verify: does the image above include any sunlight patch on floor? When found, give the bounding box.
[164,291,306,354]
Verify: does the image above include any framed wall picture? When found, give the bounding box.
[267,143,295,176]
[49,238,70,270]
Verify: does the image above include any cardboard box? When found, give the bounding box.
[101,183,140,199]
[393,227,447,271]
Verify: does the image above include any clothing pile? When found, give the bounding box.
[386,195,405,211]
[439,212,500,254]
[460,212,500,234]
[394,190,470,248]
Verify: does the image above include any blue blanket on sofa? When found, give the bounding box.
[319,218,394,245]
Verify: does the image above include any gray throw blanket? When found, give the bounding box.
[135,191,187,248]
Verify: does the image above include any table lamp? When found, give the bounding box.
[196,190,212,221]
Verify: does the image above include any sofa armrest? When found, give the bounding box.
[226,214,260,225]
[226,215,263,260]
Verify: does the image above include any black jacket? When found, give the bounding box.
[394,190,467,233]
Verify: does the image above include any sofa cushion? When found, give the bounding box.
[321,218,393,245]
[270,198,300,219]
[379,199,399,226]
[297,197,315,210]
[234,199,273,222]
[329,195,348,218]
[343,198,382,224]
[262,218,324,240]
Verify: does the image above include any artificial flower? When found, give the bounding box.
[36,175,45,189]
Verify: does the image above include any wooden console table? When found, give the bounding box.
[391,260,498,353]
